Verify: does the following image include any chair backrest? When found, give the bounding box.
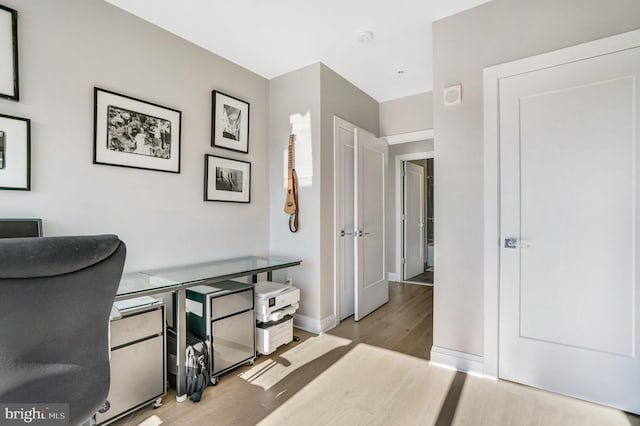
[0,234,126,425]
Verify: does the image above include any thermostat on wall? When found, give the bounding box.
[443,84,462,106]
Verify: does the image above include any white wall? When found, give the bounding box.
[379,91,433,137]
[0,0,270,272]
[378,92,434,279]
[269,63,379,331]
[432,0,640,359]
[319,64,379,321]
[268,63,322,325]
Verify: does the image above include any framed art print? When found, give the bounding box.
[0,113,30,190]
[0,4,18,101]
[212,91,249,153]
[204,154,250,203]
[94,87,181,173]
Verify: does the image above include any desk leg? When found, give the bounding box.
[267,271,272,281]
[175,288,188,402]
[252,274,258,284]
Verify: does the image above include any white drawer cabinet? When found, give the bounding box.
[96,303,166,425]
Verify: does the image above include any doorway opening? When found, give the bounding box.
[403,158,434,284]
[394,150,434,285]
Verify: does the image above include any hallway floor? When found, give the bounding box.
[407,267,434,284]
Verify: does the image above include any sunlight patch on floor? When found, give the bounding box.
[135,414,163,426]
[253,340,637,426]
[258,342,456,425]
[239,333,352,391]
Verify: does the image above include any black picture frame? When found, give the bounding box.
[93,87,182,173]
[0,4,19,101]
[0,113,30,191]
[211,91,249,153]
[204,154,251,203]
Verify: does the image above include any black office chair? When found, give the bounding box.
[0,235,126,426]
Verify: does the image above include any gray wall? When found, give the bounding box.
[432,0,640,357]
[380,92,434,279]
[380,91,433,136]
[0,0,270,272]
[269,63,322,322]
[269,63,379,331]
[319,64,379,321]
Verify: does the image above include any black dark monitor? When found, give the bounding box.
[0,219,43,238]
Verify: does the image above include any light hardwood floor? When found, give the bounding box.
[114,283,639,426]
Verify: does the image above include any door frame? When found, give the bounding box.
[333,116,356,327]
[393,151,434,282]
[483,28,640,378]
[403,161,426,280]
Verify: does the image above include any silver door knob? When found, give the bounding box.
[504,238,529,249]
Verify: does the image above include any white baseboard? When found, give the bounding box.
[388,272,400,282]
[429,346,484,375]
[320,314,336,333]
[293,313,336,334]
[293,313,319,333]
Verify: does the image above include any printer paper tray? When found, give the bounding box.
[256,304,298,323]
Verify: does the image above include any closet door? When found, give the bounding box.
[354,127,388,321]
[335,118,356,321]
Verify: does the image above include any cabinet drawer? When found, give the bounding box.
[211,288,253,320]
[96,335,165,425]
[211,310,255,375]
[111,309,163,348]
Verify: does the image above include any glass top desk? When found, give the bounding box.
[115,256,302,401]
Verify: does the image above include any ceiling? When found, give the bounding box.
[104,0,491,102]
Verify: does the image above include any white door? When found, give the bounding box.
[354,127,388,321]
[335,119,355,321]
[499,44,640,413]
[403,161,425,280]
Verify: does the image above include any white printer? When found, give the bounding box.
[254,281,300,355]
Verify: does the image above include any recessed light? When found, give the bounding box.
[356,30,374,43]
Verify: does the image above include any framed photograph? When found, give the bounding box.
[0,113,30,191]
[0,4,19,101]
[94,87,181,173]
[211,91,249,153]
[204,154,250,203]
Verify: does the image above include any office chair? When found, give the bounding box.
[0,235,126,426]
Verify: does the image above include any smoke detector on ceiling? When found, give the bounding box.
[356,30,374,43]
